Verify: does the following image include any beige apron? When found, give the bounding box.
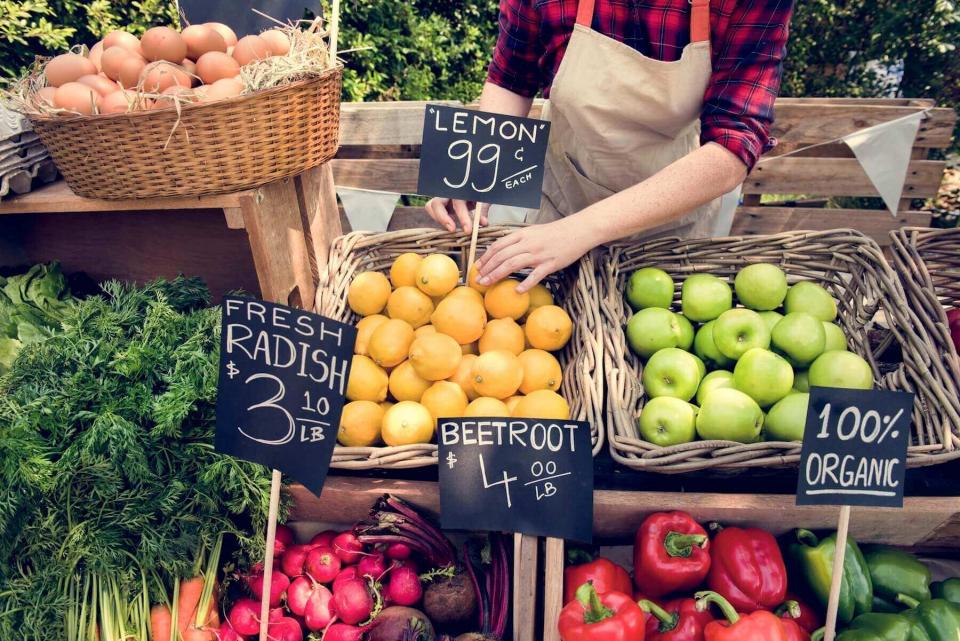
[531,0,722,239]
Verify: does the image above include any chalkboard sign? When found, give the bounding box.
[438,417,593,542]
[215,296,356,496]
[178,0,318,36]
[418,104,550,209]
[796,387,914,508]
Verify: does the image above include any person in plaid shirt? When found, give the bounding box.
[427,0,794,292]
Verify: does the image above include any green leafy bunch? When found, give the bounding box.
[0,277,277,640]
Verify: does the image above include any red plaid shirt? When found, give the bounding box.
[488,0,794,170]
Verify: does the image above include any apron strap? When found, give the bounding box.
[576,0,596,27]
[690,0,711,43]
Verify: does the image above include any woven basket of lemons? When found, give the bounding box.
[315,227,604,470]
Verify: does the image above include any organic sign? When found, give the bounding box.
[796,387,914,508]
[438,417,593,542]
[215,296,355,496]
[178,0,318,36]
[418,104,550,209]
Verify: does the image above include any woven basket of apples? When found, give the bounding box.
[1,20,341,199]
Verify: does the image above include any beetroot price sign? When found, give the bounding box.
[215,297,355,495]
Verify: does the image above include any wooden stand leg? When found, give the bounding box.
[297,162,343,286]
[513,533,538,641]
[543,537,565,641]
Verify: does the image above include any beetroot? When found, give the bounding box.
[333,577,376,625]
[386,542,413,560]
[305,547,341,583]
[386,565,423,607]
[368,607,435,641]
[324,624,364,641]
[247,570,290,607]
[334,566,359,591]
[423,572,477,626]
[358,552,388,580]
[281,544,313,578]
[227,598,260,636]
[268,616,303,641]
[309,529,338,548]
[303,584,335,632]
[333,531,364,565]
[275,524,295,557]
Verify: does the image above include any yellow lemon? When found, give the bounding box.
[462,341,479,355]
[464,397,510,418]
[337,401,384,447]
[380,401,395,413]
[355,314,388,356]
[448,354,479,400]
[505,395,523,415]
[468,262,492,293]
[382,401,435,446]
[388,360,432,402]
[346,355,388,402]
[447,286,485,306]
[471,350,523,399]
[528,284,555,312]
[513,390,570,420]
[415,324,438,338]
[431,296,486,345]
[479,318,525,355]
[421,381,469,421]
[525,305,573,351]
[368,318,415,368]
[390,252,423,288]
[517,349,563,394]
[387,286,435,328]
[484,279,530,320]
[409,333,462,381]
[415,254,459,297]
[347,271,392,317]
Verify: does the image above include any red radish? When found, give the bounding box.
[385,566,422,606]
[333,532,364,564]
[358,552,387,580]
[268,616,303,641]
[309,530,337,548]
[287,576,318,617]
[246,570,290,607]
[305,547,341,583]
[281,544,312,577]
[394,558,419,574]
[334,578,376,625]
[275,524,295,556]
[324,624,364,641]
[386,543,412,561]
[270,607,285,622]
[149,603,172,641]
[303,585,335,632]
[227,598,260,636]
[215,627,244,641]
[334,566,359,591]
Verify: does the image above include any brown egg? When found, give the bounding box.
[203,77,244,102]
[34,87,57,108]
[45,54,97,87]
[232,35,273,66]
[77,74,120,96]
[141,27,188,63]
[181,24,227,60]
[195,51,240,84]
[204,22,238,47]
[150,85,196,110]
[88,41,104,71]
[97,89,137,114]
[260,30,291,56]
[101,46,136,81]
[117,56,147,89]
[103,30,142,54]
[180,58,199,85]
[53,82,99,115]
[141,63,192,93]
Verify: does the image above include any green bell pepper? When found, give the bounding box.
[899,596,960,641]
[930,579,960,606]
[786,529,873,625]
[835,613,912,641]
[863,546,931,611]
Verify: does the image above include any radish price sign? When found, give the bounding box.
[215,296,355,496]
[796,387,914,508]
[438,417,593,542]
[418,104,550,209]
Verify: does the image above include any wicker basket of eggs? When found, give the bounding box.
[2,20,341,200]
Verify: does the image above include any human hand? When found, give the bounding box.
[425,198,490,233]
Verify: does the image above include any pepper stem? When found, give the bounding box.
[640,600,680,633]
[695,591,740,625]
[896,594,921,609]
[576,582,615,624]
[796,529,820,547]
[664,532,708,558]
[566,548,596,566]
[775,601,802,620]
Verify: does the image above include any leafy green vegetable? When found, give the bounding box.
[0,277,281,641]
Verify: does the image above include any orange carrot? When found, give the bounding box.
[177,577,206,636]
[150,604,172,641]
[182,624,216,641]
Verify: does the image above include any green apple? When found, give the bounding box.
[626,267,675,311]
[772,312,827,367]
[735,263,788,311]
[693,321,733,369]
[626,308,681,359]
[675,314,695,351]
[785,281,838,322]
[823,322,848,352]
[734,347,794,407]
[808,350,873,390]
[793,369,810,392]
[692,353,706,379]
[642,347,703,401]
[696,370,735,405]
[696,388,764,443]
[713,309,771,361]
[639,397,698,446]
[681,274,732,322]
[764,392,810,441]
[759,311,784,333]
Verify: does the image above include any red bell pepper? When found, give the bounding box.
[777,596,822,633]
[775,602,811,641]
[706,526,787,612]
[641,598,715,641]
[558,583,646,641]
[634,512,711,598]
[696,592,788,641]
[565,556,633,605]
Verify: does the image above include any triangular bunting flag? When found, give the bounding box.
[336,186,400,232]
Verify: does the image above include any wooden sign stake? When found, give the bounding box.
[259,469,283,641]
[466,206,482,276]
[823,505,851,641]
[329,0,341,66]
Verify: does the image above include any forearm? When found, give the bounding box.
[478,82,534,118]
[571,142,748,246]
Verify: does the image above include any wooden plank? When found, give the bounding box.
[731,207,932,246]
[745,158,945,199]
[770,105,954,148]
[288,477,440,522]
[331,158,420,193]
[513,534,538,641]
[339,101,462,147]
[542,538,565,641]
